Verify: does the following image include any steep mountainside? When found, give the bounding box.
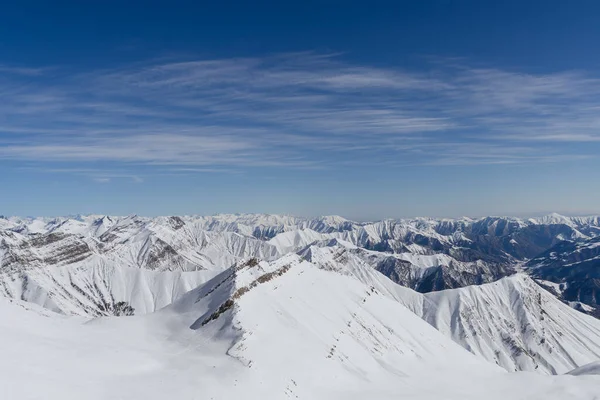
[0,215,281,273]
[299,239,513,292]
[416,275,600,374]
[2,257,599,400]
[1,212,600,313]
[525,236,600,313]
[0,261,215,316]
[299,243,600,375]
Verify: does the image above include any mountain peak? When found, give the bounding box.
[417,273,600,374]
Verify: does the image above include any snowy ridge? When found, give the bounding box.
[1,212,600,392]
[300,240,513,293]
[567,361,600,376]
[0,261,215,316]
[417,274,600,374]
[297,244,600,375]
[2,212,600,316]
[1,258,600,399]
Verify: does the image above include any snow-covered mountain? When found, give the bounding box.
[416,275,600,374]
[2,255,599,400]
[0,261,216,316]
[299,238,514,292]
[525,235,600,314]
[300,242,600,374]
[2,212,600,388]
[2,212,600,317]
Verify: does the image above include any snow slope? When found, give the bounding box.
[416,275,600,374]
[2,212,600,387]
[299,239,513,292]
[298,243,600,375]
[2,258,600,400]
[567,361,600,376]
[0,261,216,316]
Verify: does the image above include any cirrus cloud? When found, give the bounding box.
[1,52,599,177]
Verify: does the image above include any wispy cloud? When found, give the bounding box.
[0,65,48,76]
[17,167,145,183]
[0,52,599,173]
[93,177,111,183]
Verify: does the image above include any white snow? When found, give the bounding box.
[1,259,599,400]
[0,262,216,315]
[414,274,600,374]
[1,213,600,398]
[567,361,600,376]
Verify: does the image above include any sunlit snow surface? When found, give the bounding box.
[1,214,600,398]
[1,256,599,400]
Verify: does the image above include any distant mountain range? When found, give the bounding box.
[1,212,599,315]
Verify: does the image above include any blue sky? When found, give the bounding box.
[1,1,600,219]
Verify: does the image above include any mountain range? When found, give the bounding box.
[2,213,599,313]
[1,213,600,398]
